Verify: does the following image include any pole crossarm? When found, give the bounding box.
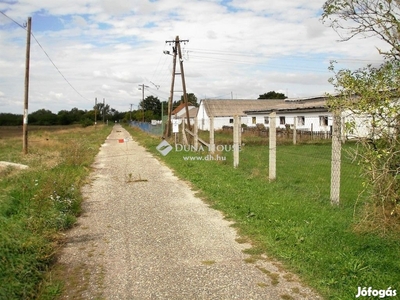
[165,39,189,44]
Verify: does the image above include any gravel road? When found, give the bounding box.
[57,124,322,299]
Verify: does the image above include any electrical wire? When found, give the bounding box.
[1,11,90,102]
[31,32,89,101]
[187,53,331,73]
[0,11,26,29]
[185,47,384,77]
[187,47,384,64]
[149,44,168,84]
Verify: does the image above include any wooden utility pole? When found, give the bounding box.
[176,37,191,133]
[165,44,177,137]
[139,84,149,122]
[164,36,190,138]
[103,98,105,124]
[94,98,97,128]
[22,17,31,155]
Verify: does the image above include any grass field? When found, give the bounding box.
[1,124,399,299]
[0,125,111,299]
[125,125,400,300]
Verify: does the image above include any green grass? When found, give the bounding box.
[125,125,400,300]
[0,125,111,299]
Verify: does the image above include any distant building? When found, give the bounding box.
[244,96,331,132]
[171,103,198,125]
[196,97,331,132]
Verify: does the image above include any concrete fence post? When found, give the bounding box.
[293,118,297,145]
[269,112,276,182]
[233,115,240,168]
[210,116,215,154]
[330,111,341,205]
[194,117,198,150]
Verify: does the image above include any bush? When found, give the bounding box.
[80,118,94,127]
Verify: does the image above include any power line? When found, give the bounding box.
[1,11,89,102]
[187,47,384,64]
[149,44,168,84]
[187,54,330,73]
[0,11,25,29]
[30,32,89,101]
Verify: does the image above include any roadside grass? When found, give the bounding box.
[0,125,111,299]
[125,125,400,300]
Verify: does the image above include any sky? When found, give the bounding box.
[0,0,390,114]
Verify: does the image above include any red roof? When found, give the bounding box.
[172,102,194,115]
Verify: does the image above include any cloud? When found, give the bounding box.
[72,15,88,28]
[99,0,135,16]
[305,18,327,39]
[0,0,389,114]
[49,91,64,99]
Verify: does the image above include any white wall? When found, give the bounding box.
[246,112,333,131]
[342,110,372,138]
[196,101,249,130]
[197,99,335,132]
[197,116,248,131]
[197,101,209,130]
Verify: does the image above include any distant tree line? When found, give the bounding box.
[0,93,201,126]
[1,91,285,126]
[0,107,125,127]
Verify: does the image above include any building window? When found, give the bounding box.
[252,117,256,124]
[297,116,305,126]
[319,116,328,126]
[264,116,269,125]
[280,116,286,125]
[229,118,234,124]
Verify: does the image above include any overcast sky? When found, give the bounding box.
[0,0,388,114]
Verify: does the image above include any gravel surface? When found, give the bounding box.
[57,124,322,299]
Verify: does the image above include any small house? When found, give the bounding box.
[171,103,198,125]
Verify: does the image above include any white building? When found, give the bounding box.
[197,99,270,131]
[171,103,198,125]
[244,97,331,131]
[196,97,332,132]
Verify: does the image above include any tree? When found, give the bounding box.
[29,109,58,125]
[0,113,22,126]
[140,95,161,119]
[323,0,400,229]
[57,108,86,125]
[57,110,73,125]
[180,93,199,107]
[132,110,144,122]
[322,0,400,60]
[258,91,287,99]
[94,102,111,123]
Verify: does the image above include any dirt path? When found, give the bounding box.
[57,124,322,299]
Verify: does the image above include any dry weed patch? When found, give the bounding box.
[0,124,111,299]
